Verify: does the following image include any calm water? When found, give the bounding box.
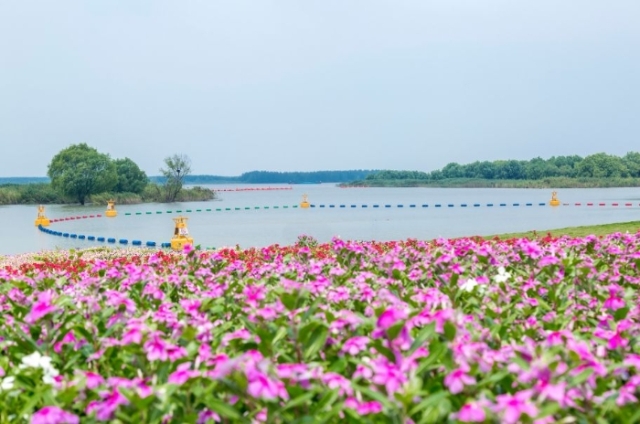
[2,185,639,256]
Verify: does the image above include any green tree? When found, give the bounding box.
[47,143,117,205]
[160,154,192,202]
[114,158,148,194]
[576,153,628,178]
[623,152,640,177]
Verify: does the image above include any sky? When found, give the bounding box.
[1,1,639,177]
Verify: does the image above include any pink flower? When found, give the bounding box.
[455,402,486,422]
[86,389,129,421]
[197,409,221,423]
[246,370,288,400]
[604,295,625,311]
[444,368,476,394]
[84,372,105,389]
[376,307,407,331]
[25,291,57,323]
[494,391,538,424]
[31,406,79,424]
[168,363,200,385]
[144,334,170,362]
[341,336,369,355]
[371,358,406,395]
[344,397,383,415]
[322,372,353,396]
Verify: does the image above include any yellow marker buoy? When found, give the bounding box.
[34,205,50,226]
[549,191,560,207]
[105,200,117,217]
[171,216,194,251]
[300,194,310,209]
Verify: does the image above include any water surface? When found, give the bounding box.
[2,185,639,255]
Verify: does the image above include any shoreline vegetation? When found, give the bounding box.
[340,176,640,188]
[342,152,640,188]
[0,183,214,205]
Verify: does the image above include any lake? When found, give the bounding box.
[2,185,639,256]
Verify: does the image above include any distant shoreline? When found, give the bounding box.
[340,177,640,189]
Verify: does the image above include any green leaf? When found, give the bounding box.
[283,392,316,411]
[280,292,298,311]
[571,367,594,385]
[203,398,241,420]
[614,307,630,321]
[303,325,328,360]
[409,391,448,415]
[352,383,394,410]
[443,321,457,341]
[410,322,436,353]
[386,321,405,340]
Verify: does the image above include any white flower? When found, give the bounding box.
[20,351,51,369]
[494,266,511,283]
[20,351,59,385]
[460,278,479,292]
[0,376,15,391]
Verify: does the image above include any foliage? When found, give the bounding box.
[90,185,215,205]
[160,154,192,202]
[47,144,118,205]
[345,177,640,189]
[114,158,149,194]
[353,152,640,187]
[2,233,640,422]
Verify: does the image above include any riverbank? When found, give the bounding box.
[341,177,640,189]
[0,183,215,205]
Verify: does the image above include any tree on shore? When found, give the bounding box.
[114,158,148,194]
[160,154,191,202]
[47,143,117,205]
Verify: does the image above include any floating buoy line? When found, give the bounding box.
[35,193,640,251]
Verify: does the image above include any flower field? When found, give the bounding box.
[1,232,640,423]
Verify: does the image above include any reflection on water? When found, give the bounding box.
[2,185,639,255]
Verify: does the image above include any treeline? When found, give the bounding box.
[239,170,377,183]
[355,153,640,185]
[0,183,214,206]
[150,170,378,184]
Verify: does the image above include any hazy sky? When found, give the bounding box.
[1,1,639,177]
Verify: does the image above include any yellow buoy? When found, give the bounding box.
[171,216,194,251]
[34,205,50,227]
[549,191,560,207]
[105,200,117,217]
[300,194,310,209]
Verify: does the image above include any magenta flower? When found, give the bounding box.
[246,370,288,400]
[455,402,486,422]
[341,336,370,355]
[371,358,406,395]
[25,291,57,323]
[144,334,170,362]
[197,409,221,423]
[494,391,538,424]
[603,295,625,311]
[168,363,200,385]
[444,368,476,394]
[322,372,353,396]
[31,406,79,424]
[86,389,129,421]
[84,371,105,389]
[376,307,407,331]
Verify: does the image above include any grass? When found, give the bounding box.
[490,220,640,239]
